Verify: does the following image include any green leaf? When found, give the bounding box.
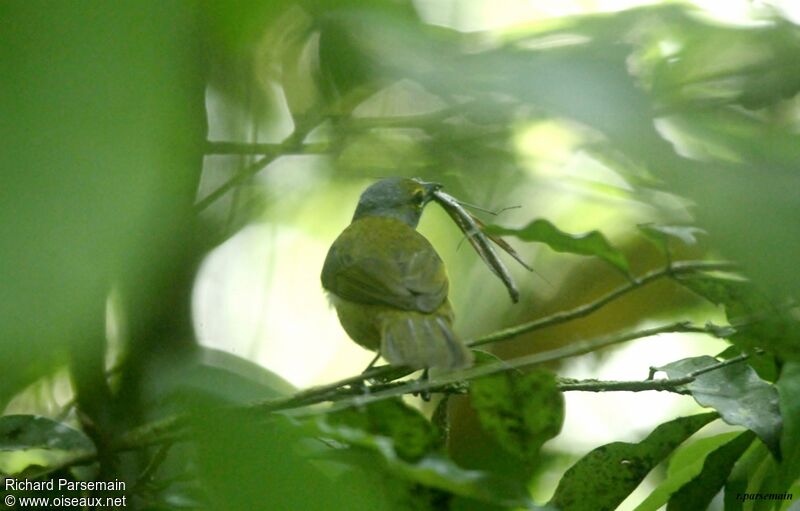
[676,273,762,318]
[486,220,629,275]
[0,1,206,404]
[469,368,564,461]
[634,432,742,511]
[750,461,793,511]
[143,346,296,408]
[676,273,800,360]
[0,415,96,478]
[192,412,396,511]
[718,345,780,384]
[313,415,535,508]
[668,431,755,510]
[723,441,770,511]
[325,398,441,462]
[637,223,705,254]
[0,415,93,452]
[657,356,782,458]
[550,412,718,511]
[761,361,800,503]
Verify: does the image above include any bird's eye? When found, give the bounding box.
[412,190,425,206]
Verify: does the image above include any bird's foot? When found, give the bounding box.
[414,369,432,402]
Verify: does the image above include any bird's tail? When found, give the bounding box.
[381,313,473,370]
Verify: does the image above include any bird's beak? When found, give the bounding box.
[415,179,443,202]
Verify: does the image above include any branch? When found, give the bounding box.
[195,117,323,212]
[688,352,750,378]
[204,140,329,156]
[562,353,752,394]
[108,260,736,447]
[281,320,721,416]
[266,260,736,412]
[33,261,741,471]
[197,100,496,210]
[557,377,693,393]
[33,320,738,478]
[467,260,737,348]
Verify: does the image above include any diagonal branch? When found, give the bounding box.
[204,140,329,156]
[40,320,739,473]
[467,259,737,348]
[280,320,724,416]
[40,261,741,468]
[195,116,324,212]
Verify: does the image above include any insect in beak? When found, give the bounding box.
[429,187,532,303]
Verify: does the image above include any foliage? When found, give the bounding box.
[655,356,781,457]
[487,220,630,276]
[550,412,718,511]
[2,0,799,510]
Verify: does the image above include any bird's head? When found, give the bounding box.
[352,177,442,228]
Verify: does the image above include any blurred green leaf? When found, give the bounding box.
[326,398,441,462]
[486,220,629,275]
[770,362,800,501]
[662,156,800,304]
[193,412,392,511]
[316,447,452,511]
[0,415,93,452]
[634,431,742,511]
[0,2,205,402]
[143,347,295,410]
[657,356,781,458]
[649,15,800,111]
[469,368,563,462]
[677,273,800,360]
[317,3,420,101]
[637,223,704,255]
[667,431,755,511]
[550,412,717,511]
[0,415,95,478]
[313,414,535,508]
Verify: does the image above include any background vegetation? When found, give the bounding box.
[2,1,799,509]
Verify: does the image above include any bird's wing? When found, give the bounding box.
[321,218,448,313]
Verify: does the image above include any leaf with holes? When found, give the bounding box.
[550,412,717,511]
[325,397,441,462]
[634,431,743,511]
[470,368,564,461]
[314,414,535,508]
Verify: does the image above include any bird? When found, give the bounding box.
[321,177,473,370]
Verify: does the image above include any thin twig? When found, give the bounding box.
[688,353,750,378]
[36,261,741,470]
[467,260,737,348]
[132,441,174,493]
[195,154,273,212]
[196,121,323,212]
[281,320,719,416]
[35,320,742,474]
[557,377,694,393]
[204,140,329,156]
[259,260,735,411]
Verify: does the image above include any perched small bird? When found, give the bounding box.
[321,177,473,370]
